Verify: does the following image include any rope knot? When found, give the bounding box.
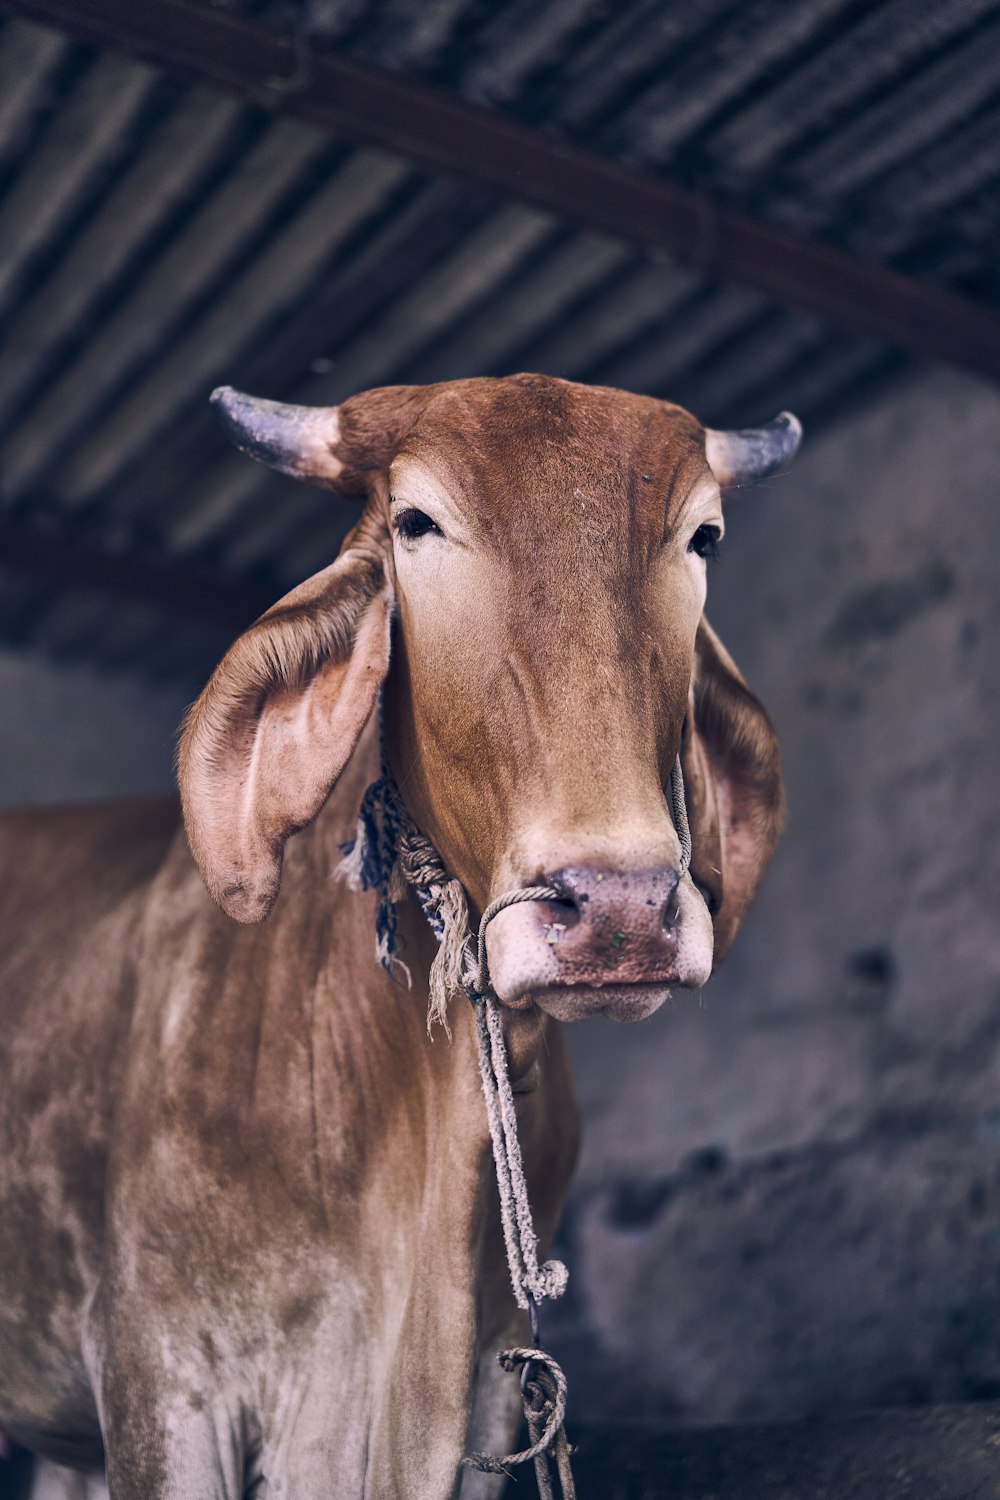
[537,1258,569,1300]
[467,1347,575,1495]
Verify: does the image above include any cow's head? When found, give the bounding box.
[180,375,799,1022]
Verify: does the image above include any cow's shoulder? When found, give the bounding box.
[0,796,181,972]
[0,794,179,885]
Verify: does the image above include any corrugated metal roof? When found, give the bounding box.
[0,0,997,683]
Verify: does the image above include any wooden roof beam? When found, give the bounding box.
[0,521,270,628]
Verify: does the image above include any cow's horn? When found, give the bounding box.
[705,411,803,489]
[210,386,344,487]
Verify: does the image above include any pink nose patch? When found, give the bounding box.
[536,865,681,985]
[486,865,682,1007]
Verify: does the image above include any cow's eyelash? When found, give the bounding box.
[392,505,443,541]
[688,523,722,561]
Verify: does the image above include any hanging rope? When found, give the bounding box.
[339,779,571,1310]
[337,728,692,1496]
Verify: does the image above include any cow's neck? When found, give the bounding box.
[330,715,556,1083]
[196,720,572,1242]
[314,724,578,1314]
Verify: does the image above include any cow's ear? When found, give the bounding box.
[681,618,784,966]
[179,521,392,924]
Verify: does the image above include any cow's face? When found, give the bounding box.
[180,376,798,1023]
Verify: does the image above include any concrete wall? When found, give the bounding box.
[552,363,1000,1426]
[4,362,999,1430]
[0,649,186,808]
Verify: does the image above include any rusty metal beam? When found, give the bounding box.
[4,0,1000,380]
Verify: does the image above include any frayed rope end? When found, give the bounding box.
[335,834,369,893]
[463,1454,511,1475]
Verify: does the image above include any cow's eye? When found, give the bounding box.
[393,507,442,542]
[689,523,722,560]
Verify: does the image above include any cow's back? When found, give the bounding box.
[0,798,179,1466]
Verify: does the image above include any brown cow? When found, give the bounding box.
[0,374,799,1498]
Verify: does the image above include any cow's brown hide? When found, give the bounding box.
[0,768,577,1496]
[0,375,789,1498]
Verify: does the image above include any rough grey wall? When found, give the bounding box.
[552,363,1000,1427]
[0,648,186,807]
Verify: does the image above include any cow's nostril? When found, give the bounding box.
[662,885,680,933]
[537,894,581,931]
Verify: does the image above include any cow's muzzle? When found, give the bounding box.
[485,864,713,1022]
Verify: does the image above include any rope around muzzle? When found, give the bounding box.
[337,737,693,1493]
